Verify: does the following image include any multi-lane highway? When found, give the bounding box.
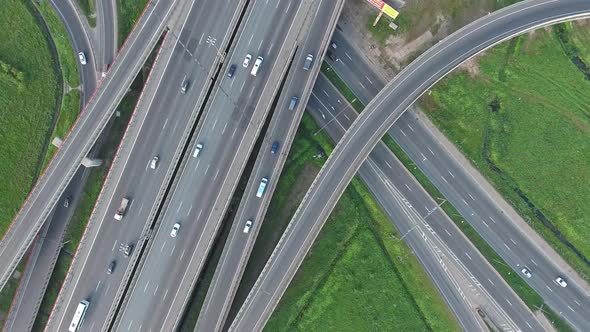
[326,25,590,329]
[309,74,543,331]
[230,1,590,331]
[113,1,316,331]
[0,0,182,290]
[194,1,343,331]
[44,0,245,330]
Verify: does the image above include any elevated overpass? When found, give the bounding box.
[0,0,180,290]
[229,0,590,331]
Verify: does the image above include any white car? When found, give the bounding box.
[243,220,253,234]
[170,222,181,238]
[78,52,87,65]
[251,56,263,76]
[150,156,159,169]
[193,143,203,158]
[243,54,252,68]
[555,276,567,288]
[521,267,532,278]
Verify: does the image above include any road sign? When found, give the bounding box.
[365,0,399,19]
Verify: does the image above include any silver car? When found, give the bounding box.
[78,52,87,65]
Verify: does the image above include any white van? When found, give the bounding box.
[256,177,268,197]
[251,56,263,76]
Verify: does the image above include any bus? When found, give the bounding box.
[256,177,269,198]
[69,300,90,332]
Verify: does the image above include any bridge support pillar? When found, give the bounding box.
[81,157,102,168]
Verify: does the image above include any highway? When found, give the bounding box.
[113,1,319,330]
[308,74,543,331]
[44,0,245,330]
[96,0,118,69]
[194,0,343,331]
[229,1,590,331]
[0,0,181,290]
[325,25,590,330]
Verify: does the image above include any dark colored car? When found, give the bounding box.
[271,141,280,154]
[63,196,71,208]
[227,64,237,78]
[327,49,336,61]
[107,260,116,274]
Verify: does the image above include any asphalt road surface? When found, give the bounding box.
[229,1,590,330]
[96,0,118,70]
[48,0,97,103]
[309,74,544,331]
[114,1,315,331]
[194,1,343,331]
[44,0,240,330]
[0,0,181,290]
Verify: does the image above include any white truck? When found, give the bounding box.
[114,198,129,220]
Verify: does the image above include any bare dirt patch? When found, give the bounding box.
[339,0,513,76]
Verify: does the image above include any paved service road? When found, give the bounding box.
[45,0,240,330]
[229,1,590,331]
[114,1,314,331]
[49,0,98,103]
[0,0,182,290]
[194,1,343,331]
[96,0,118,70]
[310,74,544,331]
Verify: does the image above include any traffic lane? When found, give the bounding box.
[51,3,228,328]
[119,0,310,327]
[325,31,383,104]
[389,114,590,323]
[308,94,541,330]
[114,0,300,325]
[48,0,97,102]
[196,0,338,325]
[0,0,182,291]
[98,0,118,66]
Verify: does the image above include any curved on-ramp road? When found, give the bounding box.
[230,0,590,331]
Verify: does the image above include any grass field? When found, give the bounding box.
[117,0,150,46]
[422,25,590,279]
[0,0,59,237]
[233,115,459,331]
